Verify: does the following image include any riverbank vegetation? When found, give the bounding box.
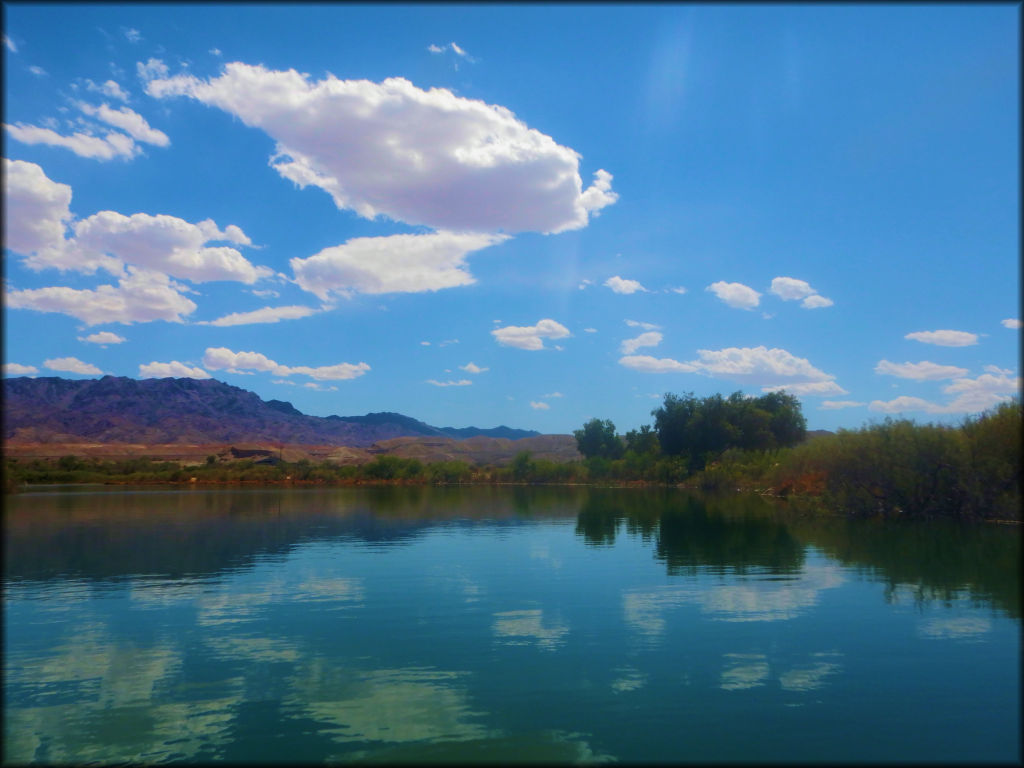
[5,393,1019,520]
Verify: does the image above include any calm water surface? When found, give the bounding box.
[3,486,1020,763]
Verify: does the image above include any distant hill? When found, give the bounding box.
[2,376,540,447]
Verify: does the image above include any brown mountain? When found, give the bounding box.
[2,376,540,447]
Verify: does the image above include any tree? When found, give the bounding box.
[624,424,660,455]
[573,418,623,459]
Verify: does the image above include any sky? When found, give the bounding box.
[2,3,1020,435]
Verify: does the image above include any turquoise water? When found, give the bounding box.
[3,486,1020,763]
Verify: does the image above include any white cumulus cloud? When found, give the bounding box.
[2,158,79,267]
[801,294,833,309]
[904,329,978,347]
[621,331,663,354]
[604,276,646,294]
[769,276,816,301]
[3,363,39,375]
[707,281,761,310]
[202,347,369,381]
[290,231,506,300]
[80,331,126,345]
[44,356,103,375]
[874,360,969,381]
[459,362,489,374]
[145,63,617,234]
[139,361,211,379]
[73,211,268,283]
[619,345,842,394]
[492,318,570,350]
[6,268,198,325]
[1002,318,1021,329]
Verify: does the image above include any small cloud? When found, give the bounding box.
[583,327,597,333]
[541,392,563,399]
[209,48,222,56]
[769,276,816,301]
[3,363,38,375]
[820,401,866,410]
[139,360,210,379]
[428,44,444,54]
[303,382,338,391]
[28,65,47,77]
[669,286,687,294]
[530,401,550,410]
[426,378,472,387]
[707,281,760,310]
[625,319,660,330]
[578,279,593,290]
[984,365,1013,375]
[605,275,647,294]
[123,27,142,43]
[420,341,431,346]
[1002,318,1021,330]
[801,294,833,309]
[85,79,130,102]
[619,355,697,374]
[250,288,279,298]
[459,362,489,374]
[621,331,663,355]
[875,360,969,381]
[136,57,169,82]
[44,356,102,375]
[80,331,127,345]
[492,318,570,350]
[439,338,460,347]
[4,34,17,53]
[904,330,978,347]
[200,305,318,327]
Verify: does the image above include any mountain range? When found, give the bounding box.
[2,376,541,446]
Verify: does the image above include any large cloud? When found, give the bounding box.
[619,345,842,394]
[869,372,1020,414]
[73,211,269,283]
[5,268,198,325]
[291,231,506,299]
[4,159,267,285]
[491,318,570,350]
[202,347,369,381]
[145,63,616,234]
[2,158,86,269]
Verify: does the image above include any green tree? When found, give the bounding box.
[573,418,624,459]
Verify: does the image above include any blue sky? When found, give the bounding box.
[3,3,1019,434]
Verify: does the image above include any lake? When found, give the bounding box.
[3,485,1020,764]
